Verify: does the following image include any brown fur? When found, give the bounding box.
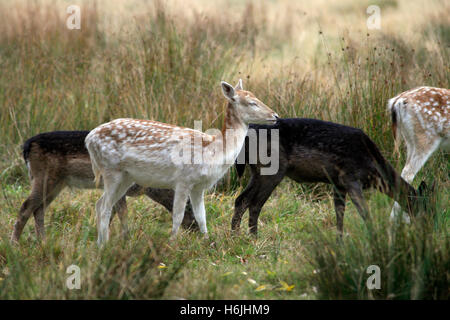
[11,136,197,243]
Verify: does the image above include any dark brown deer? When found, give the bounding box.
[11,131,197,243]
[233,118,431,236]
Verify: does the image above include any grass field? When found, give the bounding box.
[0,0,448,299]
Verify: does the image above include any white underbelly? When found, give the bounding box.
[126,166,179,189]
[123,161,233,190]
[117,144,236,190]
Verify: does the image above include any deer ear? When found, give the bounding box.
[235,79,243,90]
[221,81,235,101]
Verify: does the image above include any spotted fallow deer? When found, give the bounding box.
[388,86,449,221]
[11,131,197,243]
[85,80,279,245]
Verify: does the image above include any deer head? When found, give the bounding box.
[221,79,278,125]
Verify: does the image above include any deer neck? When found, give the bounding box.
[382,166,419,216]
[395,178,419,216]
[216,102,248,164]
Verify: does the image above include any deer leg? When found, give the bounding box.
[248,205,264,236]
[189,187,208,237]
[12,195,40,243]
[111,196,129,239]
[143,187,197,231]
[11,177,62,243]
[401,140,440,184]
[97,192,111,246]
[109,196,125,224]
[170,185,190,240]
[95,194,105,231]
[97,171,133,246]
[390,202,411,224]
[248,173,284,236]
[390,138,441,222]
[333,187,347,237]
[33,186,61,241]
[232,175,258,233]
[32,206,45,240]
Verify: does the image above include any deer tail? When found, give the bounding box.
[85,135,103,188]
[91,157,102,188]
[22,138,33,181]
[388,96,402,156]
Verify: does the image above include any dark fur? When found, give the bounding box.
[233,118,426,235]
[23,131,90,163]
[391,108,398,142]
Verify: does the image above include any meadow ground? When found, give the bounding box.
[0,0,448,299]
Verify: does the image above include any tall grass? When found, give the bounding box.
[308,203,449,299]
[0,236,185,299]
[0,0,448,299]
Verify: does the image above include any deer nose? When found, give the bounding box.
[274,113,280,119]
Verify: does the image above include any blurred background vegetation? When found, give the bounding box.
[0,0,448,299]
